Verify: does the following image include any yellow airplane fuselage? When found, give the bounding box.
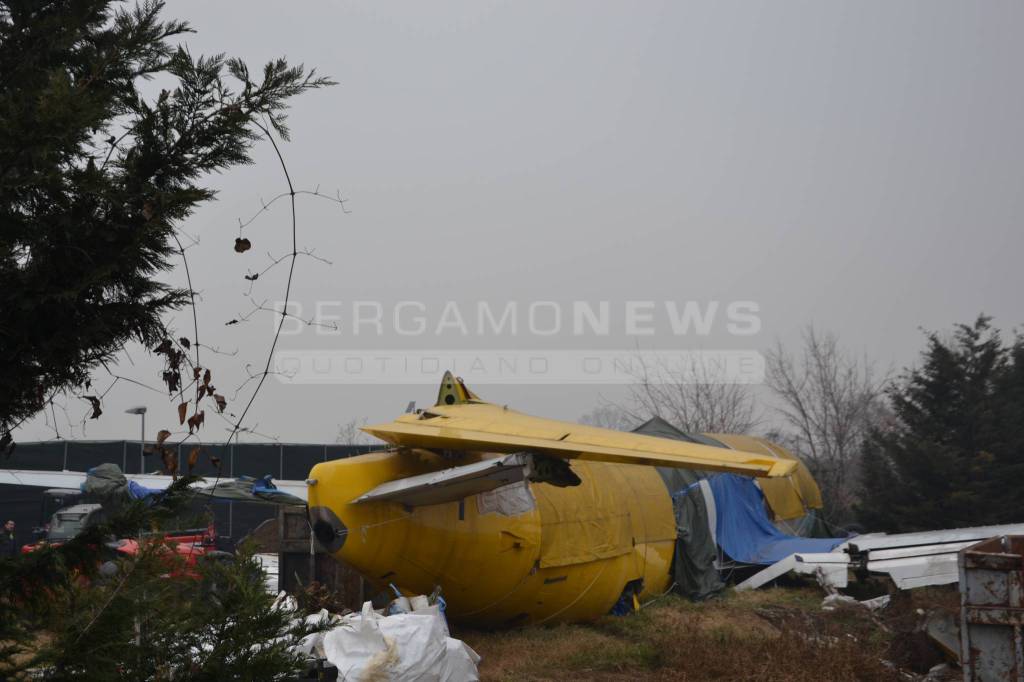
[307,448,676,627]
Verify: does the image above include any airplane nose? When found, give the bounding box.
[309,505,347,554]
[304,451,439,576]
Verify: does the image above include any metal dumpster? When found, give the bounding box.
[959,535,1024,681]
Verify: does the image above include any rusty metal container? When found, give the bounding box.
[959,535,1024,681]
[277,506,366,611]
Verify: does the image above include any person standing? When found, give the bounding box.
[1,520,17,558]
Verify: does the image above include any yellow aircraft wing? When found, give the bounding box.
[363,401,796,478]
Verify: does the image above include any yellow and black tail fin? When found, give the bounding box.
[434,370,481,406]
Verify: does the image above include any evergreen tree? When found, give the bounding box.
[859,317,1024,531]
[0,0,332,438]
[0,481,328,680]
[0,3,334,677]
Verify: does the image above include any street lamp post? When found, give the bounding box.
[125,406,147,473]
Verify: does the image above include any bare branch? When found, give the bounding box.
[335,417,369,445]
[579,352,761,435]
[225,119,340,446]
[243,248,332,295]
[625,353,761,433]
[764,326,890,523]
[236,187,349,234]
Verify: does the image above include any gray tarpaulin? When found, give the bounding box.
[81,463,131,498]
[82,463,165,502]
[194,475,306,506]
[632,417,724,601]
[672,484,725,600]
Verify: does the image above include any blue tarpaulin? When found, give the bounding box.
[126,479,166,501]
[707,474,846,565]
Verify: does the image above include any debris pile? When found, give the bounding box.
[274,591,480,681]
[736,522,1024,592]
[735,533,1024,680]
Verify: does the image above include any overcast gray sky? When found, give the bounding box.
[17,0,1024,444]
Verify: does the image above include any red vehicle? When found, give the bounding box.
[22,500,223,577]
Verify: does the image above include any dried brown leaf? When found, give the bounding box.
[187,446,200,473]
[161,447,178,477]
[213,394,227,413]
[162,370,181,393]
[82,396,102,419]
[187,410,205,434]
[177,402,188,425]
[156,429,172,445]
[234,237,252,253]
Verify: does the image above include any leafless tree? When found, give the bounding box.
[578,403,639,431]
[580,354,762,434]
[335,417,369,445]
[764,326,889,524]
[627,355,761,433]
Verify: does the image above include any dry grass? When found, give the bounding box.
[456,587,931,681]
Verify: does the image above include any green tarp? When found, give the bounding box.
[634,417,724,601]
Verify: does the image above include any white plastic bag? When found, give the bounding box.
[321,601,437,681]
[439,637,481,682]
[321,599,480,681]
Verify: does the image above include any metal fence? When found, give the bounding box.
[0,440,380,478]
[0,440,381,549]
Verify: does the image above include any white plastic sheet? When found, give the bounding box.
[477,481,536,516]
[320,601,480,681]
